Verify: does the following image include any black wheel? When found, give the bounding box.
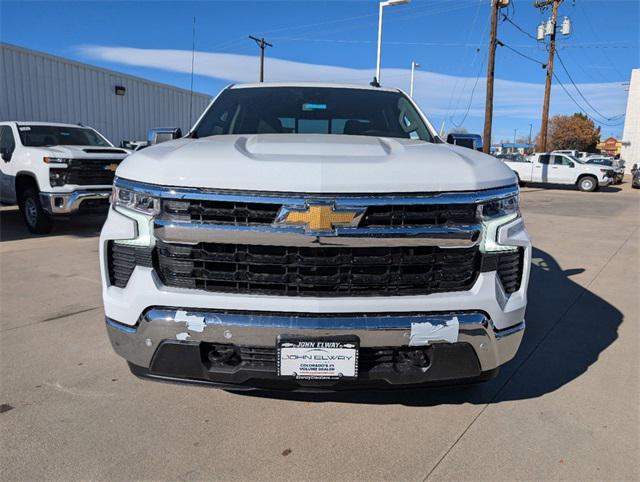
[19,187,52,234]
[577,176,597,192]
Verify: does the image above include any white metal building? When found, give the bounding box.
[0,43,211,146]
[621,69,639,172]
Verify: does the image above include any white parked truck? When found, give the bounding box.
[0,122,129,233]
[100,82,531,391]
[505,152,614,192]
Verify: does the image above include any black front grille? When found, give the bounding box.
[107,242,154,288]
[481,248,524,294]
[164,199,281,226]
[65,158,123,185]
[82,148,128,154]
[161,198,478,228]
[359,204,477,227]
[155,241,481,297]
[496,249,524,294]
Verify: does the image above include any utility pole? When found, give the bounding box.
[248,36,273,82]
[536,0,562,152]
[482,0,507,154]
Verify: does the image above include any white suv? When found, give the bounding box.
[0,122,129,233]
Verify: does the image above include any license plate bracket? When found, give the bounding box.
[277,335,359,380]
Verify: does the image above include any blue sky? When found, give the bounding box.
[1,0,638,141]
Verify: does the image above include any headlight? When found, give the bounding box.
[479,194,519,220]
[49,168,68,187]
[43,157,71,165]
[112,186,160,215]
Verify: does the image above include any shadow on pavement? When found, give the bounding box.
[237,247,623,406]
[0,206,106,242]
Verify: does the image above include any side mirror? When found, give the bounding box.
[0,148,12,162]
[147,127,182,145]
[568,162,574,168]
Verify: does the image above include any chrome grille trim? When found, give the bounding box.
[154,220,482,248]
[115,177,518,206]
[115,178,517,248]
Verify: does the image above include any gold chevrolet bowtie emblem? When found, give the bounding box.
[276,204,364,234]
[107,163,118,172]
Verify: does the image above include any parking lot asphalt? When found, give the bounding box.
[1,180,638,481]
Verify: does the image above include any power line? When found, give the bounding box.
[269,38,494,47]
[207,36,637,50]
[490,40,626,127]
[273,2,473,44]
[552,72,625,127]
[498,40,547,67]
[554,49,624,121]
[446,0,488,125]
[500,42,625,127]
[501,14,538,41]
[450,51,487,128]
[576,0,627,78]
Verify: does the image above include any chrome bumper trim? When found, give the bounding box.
[40,190,111,214]
[106,310,525,372]
[154,220,481,247]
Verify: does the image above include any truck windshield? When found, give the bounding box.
[18,125,111,147]
[193,87,434,142]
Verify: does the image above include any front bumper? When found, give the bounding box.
[599,176,613,186]
[40,190,111,215]
[106,310,524,390]
[100,187,532,390]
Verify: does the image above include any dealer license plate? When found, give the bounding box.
[277,336,359,380]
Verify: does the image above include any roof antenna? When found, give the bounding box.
[370,76,380,87]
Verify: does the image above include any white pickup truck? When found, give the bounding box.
[0,122,129,233]
[504,152,614,192]
[100,82,531,391]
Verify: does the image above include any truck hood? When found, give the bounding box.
[31,145,129,159]
[116,134,516,193]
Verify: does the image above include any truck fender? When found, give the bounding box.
[15,171,41,202]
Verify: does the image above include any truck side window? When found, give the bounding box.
[0,126,16,153]
[553,155,572,166]
[538,155,550,164]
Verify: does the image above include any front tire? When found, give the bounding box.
[577,176,597,192]
[19,187,52,234]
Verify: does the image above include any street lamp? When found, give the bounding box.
[410,61,420,98]
[375,0,411,85]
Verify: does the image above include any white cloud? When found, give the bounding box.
[80,45,627,125]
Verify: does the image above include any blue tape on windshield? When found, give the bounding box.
[302,103,327,111]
